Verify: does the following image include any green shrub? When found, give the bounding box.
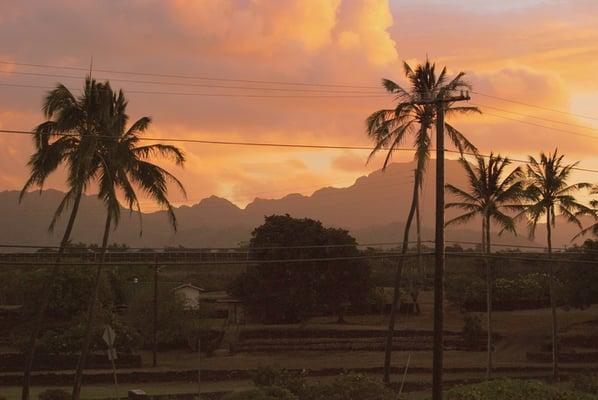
[445,379,598,400]
[222,387,296,400]
[19,316,142,355]
[38,389,69,400]
[446,273,553,311]
[251,366,308,396]
[302,374,393,400]
[572,373,598,394]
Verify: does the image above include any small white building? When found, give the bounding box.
[173,283,245,323]
[173,283,205,310]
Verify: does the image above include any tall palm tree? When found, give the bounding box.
[366,60,480,382]
[573,186,598,239]
[521,149,591,380]
[445,154,524,379]
[19,78,104,400]
[72,84,186,400]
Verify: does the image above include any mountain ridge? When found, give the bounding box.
[1,160,589,250]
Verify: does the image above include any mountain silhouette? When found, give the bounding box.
[3,159,588,250]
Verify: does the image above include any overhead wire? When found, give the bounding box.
[471,102,598,133]
[2,129,598,175]
[0,60,380,89]
[0,69,385,94]
[2,59,598,123]
[0,82,388,99]
[471,91,598,122]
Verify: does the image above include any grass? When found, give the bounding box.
[1,381,252,400]
[3,291,598,398]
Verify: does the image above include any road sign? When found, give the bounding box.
[106,348,118,361]
[102,325,116,347]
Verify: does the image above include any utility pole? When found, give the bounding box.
[431,91,470,400]
[153,256,159,368]
[402,91,470,399]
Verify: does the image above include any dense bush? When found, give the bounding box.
[250,369,392,400]
[222,387,296,400]
[38,389,69,400]
[251,367,308,395]
[572,373,598,394]
[127,287,211,349]
[15,315,142,355]
[446,273,550,311]
[301,374,394,400]
[444,379,598,400]
[20,266,112,320]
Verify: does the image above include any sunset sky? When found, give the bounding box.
[1,0,597,210]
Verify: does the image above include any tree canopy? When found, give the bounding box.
[230,214,371,324]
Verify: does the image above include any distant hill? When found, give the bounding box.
[2,159,590,250]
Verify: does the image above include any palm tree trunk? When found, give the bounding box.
[546,210,558,380]
[21,188,83,400]
[72,213,111,400]
[485,214,493,380]
[412,200,422,314]
[383,171,421,383]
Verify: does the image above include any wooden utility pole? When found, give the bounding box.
[432,97,446,400]
[401,91,470,398]
[431,91,470,400]
[153,257,159,368]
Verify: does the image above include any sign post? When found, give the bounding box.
[103,325,119,400]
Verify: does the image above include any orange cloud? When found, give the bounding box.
[1,0,598,210]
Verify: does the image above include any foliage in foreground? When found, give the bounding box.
[38,389,69,400]
[443,379,598,400]
[572,373,598,395]
[223,386,297,400]
[249,368,393,400]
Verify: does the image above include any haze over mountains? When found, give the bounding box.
[2,160,590,250]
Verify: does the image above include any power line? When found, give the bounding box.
[0,128,395,151]
[0,82,387,99]
[472,102,598,133]
[4,128,598,174]
[2,59,598,120]
[0,60,380,89]
[472,91,598,122]
[1,251,597,266]
[0,252,428,266]
[480,111,598,141]
[0,69,383,94]
[442,239,598,254]
[2,238,597,254]
[0,241,416,251]
[446,251,598,266]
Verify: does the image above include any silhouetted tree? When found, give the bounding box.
[230,215,370,324]
[445,154,524,378]
[72,83,186,400]
[366,59,479,382]
[520,149,591,380]
[19,78,105,400]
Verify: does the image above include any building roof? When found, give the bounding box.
[173,283,205,292]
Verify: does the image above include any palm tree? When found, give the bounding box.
[19,78,104,400]
[521,149,591,380]
[573,186,598,239]
[366,60,480,382]
[72,84,186,400]
[445,154,524,379]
